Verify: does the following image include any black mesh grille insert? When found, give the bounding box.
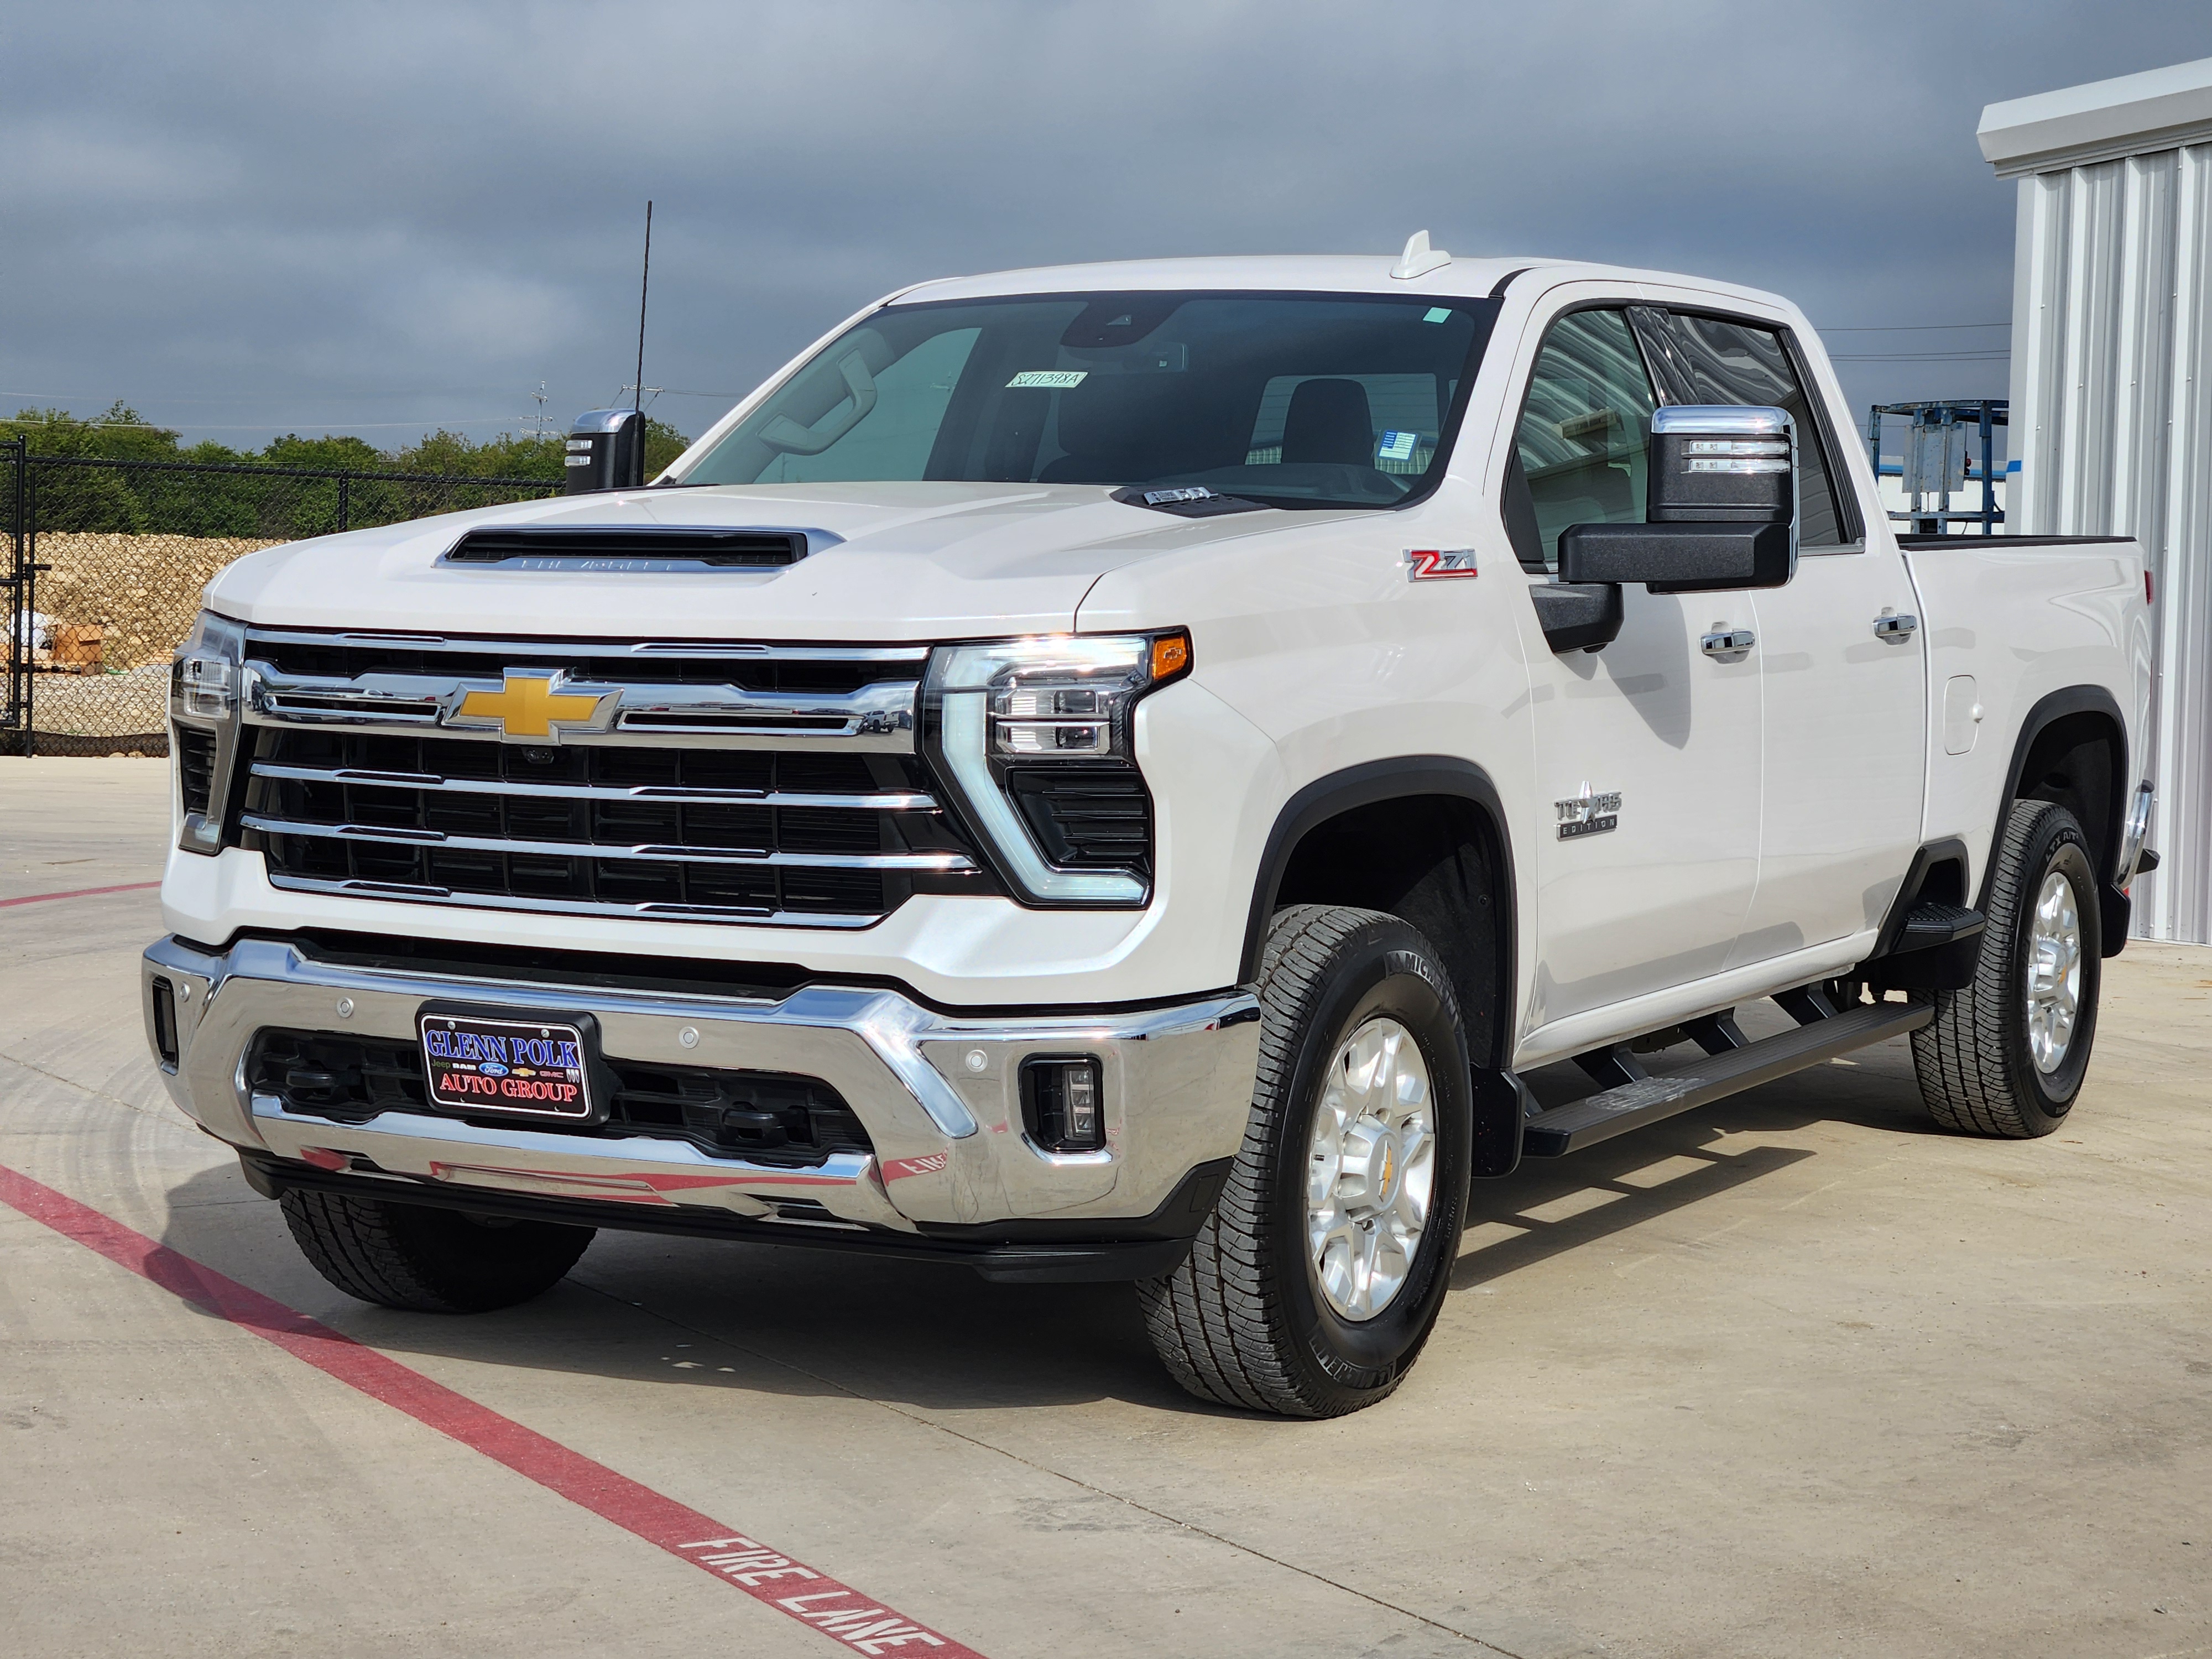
[247,1028,874,1167]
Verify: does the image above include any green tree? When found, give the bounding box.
[261,432,385,472]
[0,405,183,529]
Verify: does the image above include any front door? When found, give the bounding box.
[1629,307,1927,960]
[1505,306,1765,1035]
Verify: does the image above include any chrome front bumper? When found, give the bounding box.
[142,935,1261,1242]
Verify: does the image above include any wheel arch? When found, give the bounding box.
[1241,757,1517,1073]
[1985,685,2131,951]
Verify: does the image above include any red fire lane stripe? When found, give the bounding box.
[0,1164,987,1658]
[0,880,163,909]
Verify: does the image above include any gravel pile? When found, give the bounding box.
[32,533,281,671]
[22,533,279,748]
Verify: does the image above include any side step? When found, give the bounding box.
[1894,901,1984,953]
[1521,999,1933,1158]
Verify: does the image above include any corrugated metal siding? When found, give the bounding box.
[2010,142,2212,942]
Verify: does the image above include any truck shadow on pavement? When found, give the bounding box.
[148,1041,1941,1418]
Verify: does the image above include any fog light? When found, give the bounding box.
[149,978,179,1067]
[1021,1056,1104,1152]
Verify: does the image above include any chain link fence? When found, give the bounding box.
[2,439,26,745]
[7,455,558,755]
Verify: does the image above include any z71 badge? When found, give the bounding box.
[1556,787,1622,839]
[1405,548,1479,580]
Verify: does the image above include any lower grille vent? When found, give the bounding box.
[177,728,217,817]
[1008,768,1154,873]
[248,1029,874,1168]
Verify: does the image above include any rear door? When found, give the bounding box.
[1504,304,1765,1031]
[1631,306,1926,961]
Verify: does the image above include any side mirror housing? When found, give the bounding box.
[566,408,647,494]
[1559,521,1794,594]
[1558,405,1797,594]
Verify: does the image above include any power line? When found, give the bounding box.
[0,416,538,431]
[1828,350,2010,362]
[1,388,527,406]
[1816,321,2010,332]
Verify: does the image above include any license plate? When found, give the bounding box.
[417,1004,600,1123]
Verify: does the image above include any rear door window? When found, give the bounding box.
[1629,309,1850,546]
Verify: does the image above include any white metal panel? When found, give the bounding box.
[1980,56,2212,178]
[2007,119,2212,942]
[2153,145,2212,940]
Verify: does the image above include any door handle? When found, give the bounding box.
[1873,612,1919,640]
[1700,628,1756,658]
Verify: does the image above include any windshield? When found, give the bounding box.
[667,291,1501,509]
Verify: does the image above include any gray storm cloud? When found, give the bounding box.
[3,0,2207,446]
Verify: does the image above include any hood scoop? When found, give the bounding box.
[441,525,817,571]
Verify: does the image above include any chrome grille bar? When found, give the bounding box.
[265,873,883,930]
[247,759,938,812]
[241,813,974,872]
[242,628,931,665]
[242,663,919,750]
[231,627,978,927]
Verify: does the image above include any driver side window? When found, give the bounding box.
[1505,309,1657,573]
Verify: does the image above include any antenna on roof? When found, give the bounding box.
[1390,228,1451,280]
[633,200,653,414]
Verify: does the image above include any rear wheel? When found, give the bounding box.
[1911,799,2102,1137]
[280,1189,594,1313]
[1138,905,1473,1417]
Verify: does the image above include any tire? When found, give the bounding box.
[280,1190,594,1313]
[1912,799,2103,1137]
[1137,905,1474,1417]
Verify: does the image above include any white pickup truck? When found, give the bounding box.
[145,239,2158,1417]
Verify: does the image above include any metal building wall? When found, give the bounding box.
[2007,143,2212,942]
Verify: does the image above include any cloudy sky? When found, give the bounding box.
[5,2,2209,453]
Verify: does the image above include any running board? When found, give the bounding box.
[1520,999,1933,1158]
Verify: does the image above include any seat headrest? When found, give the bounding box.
[1281,378,1374,467]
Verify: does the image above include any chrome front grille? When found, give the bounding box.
[228,629,990,926]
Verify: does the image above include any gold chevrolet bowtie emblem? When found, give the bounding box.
[453,672,613,740]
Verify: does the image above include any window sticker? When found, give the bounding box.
[1423,307,1453,324]
[1377,430,1420,462]
[1006,370,1088,389]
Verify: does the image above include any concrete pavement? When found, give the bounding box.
[2,756,2207,1658]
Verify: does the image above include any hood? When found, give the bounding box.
[206,482,1284,641]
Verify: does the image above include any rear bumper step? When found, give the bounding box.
[1522,999,1933,1157]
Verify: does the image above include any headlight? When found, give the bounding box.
[170,610,247,854]
[924,630,1191,906]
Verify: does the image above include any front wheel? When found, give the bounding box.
[1911,799,2103,1137]
[280,1189,594,1313]
[1138,905,1474,1417]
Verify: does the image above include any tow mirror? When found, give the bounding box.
[1558,405,1796,594]
[565,408,648,494]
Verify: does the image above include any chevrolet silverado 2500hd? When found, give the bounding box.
[145,239,2158,1417]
